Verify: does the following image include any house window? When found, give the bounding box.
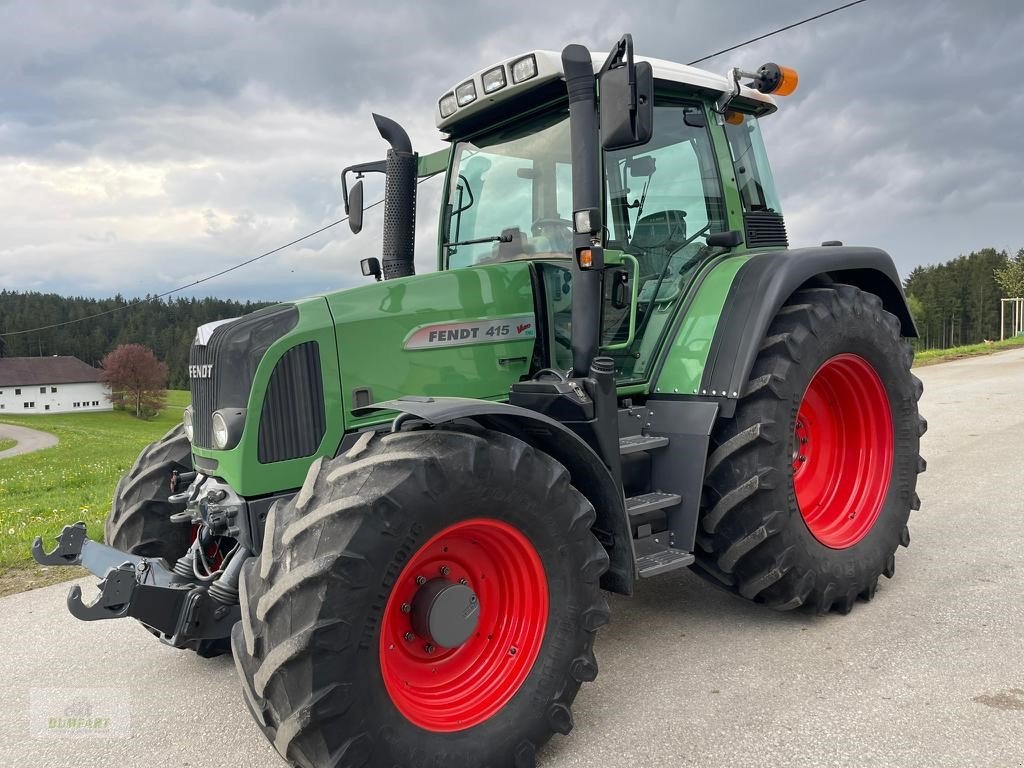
[39,387,46,394]
[44,404,50,411]
[93,400,99,406]
[15,388,21,395]
[24,401,34,409]
[51,386,58,393]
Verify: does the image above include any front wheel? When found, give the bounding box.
[232,426,610,768]
[104,424,192,563]
[694,284,927,613]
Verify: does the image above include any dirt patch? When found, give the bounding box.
[972,688,1024,711]
[0,564,87,597]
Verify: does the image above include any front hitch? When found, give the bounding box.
[33,522,244,647]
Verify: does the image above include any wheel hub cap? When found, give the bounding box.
[410,578,480,649]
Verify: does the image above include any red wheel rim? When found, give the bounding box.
[379,518,549,732]
[792,354,893,549]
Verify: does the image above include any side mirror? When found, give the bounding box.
[347,179,364,235]
[598,35,654,151]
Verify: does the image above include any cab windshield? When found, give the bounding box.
[444,110,573,269]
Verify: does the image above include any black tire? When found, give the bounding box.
[232,426,610,768]
[694,284,927,614]
[105,424,192,564]
[105,424,230,657]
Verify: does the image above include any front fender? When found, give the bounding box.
[353,396,634,595]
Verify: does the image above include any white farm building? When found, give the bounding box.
[0,356,111,414]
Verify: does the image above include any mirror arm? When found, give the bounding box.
[340,159,386,213]
[599,34,637,112]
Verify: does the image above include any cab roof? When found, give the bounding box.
[436,49,777,133]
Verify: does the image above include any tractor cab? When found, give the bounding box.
[430,48,790,381]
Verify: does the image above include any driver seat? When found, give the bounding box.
[630,210,688,277]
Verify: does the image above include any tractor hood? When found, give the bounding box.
[188,261,536,496]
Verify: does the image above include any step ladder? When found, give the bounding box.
[618,432,694,578]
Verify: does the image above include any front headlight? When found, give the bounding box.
[211,408,246,450]
[183,406,194,442]
[212,412,229,449]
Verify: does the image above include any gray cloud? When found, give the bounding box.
[0,0,1021,302]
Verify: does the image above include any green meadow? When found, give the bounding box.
[0,391,189,594]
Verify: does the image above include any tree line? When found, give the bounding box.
[0,292,272,389]
[904,247,1024,349]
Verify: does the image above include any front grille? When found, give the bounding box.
[744,210,789,248]
[189,305,298,450]
[190,344,217,446]
[258,342,326,463]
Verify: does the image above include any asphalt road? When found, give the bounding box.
[0,422,58,460]
[1,349,1022,768]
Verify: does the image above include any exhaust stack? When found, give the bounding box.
[372,113,418,280]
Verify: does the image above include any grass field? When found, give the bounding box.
[914,334,1024,366]
[0,391,189,595]
[0,438,15,453]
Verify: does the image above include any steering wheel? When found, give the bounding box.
[531,217,574,253]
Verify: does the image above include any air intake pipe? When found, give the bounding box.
[372,113,418,280]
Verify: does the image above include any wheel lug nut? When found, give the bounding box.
[415,576,427,586]
[424,644,435,654]
[439,565,450,577]
[458,578,468,585]
[404,631,414,642]
[401,603,411,614]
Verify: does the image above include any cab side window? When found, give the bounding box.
[723,113,783,214]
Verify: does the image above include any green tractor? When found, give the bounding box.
[35,34,926,768]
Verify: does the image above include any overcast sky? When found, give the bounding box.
[0,0,1021,303]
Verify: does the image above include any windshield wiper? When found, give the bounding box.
[446,232,514,248]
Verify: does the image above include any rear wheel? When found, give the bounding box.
[694,285,926,613]
[232,426,610,768]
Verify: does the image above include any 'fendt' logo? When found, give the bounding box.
[189,364,214,379]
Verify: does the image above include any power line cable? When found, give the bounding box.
[687,0,869,65]
[3,3,868,338]
[1,193,392,337]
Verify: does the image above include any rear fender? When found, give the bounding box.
[352,397,634,596]
[698,246,916,410]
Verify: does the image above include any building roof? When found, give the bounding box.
[0,356,103,387]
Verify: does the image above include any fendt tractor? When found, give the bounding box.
[35,34,926,768]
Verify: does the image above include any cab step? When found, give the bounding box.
[634,534,695,578]
[618,434,670,455]
[626,491,681,519]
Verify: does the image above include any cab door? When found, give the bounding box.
[538,100,729,382]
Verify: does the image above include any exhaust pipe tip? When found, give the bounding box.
[372,113,413,154]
